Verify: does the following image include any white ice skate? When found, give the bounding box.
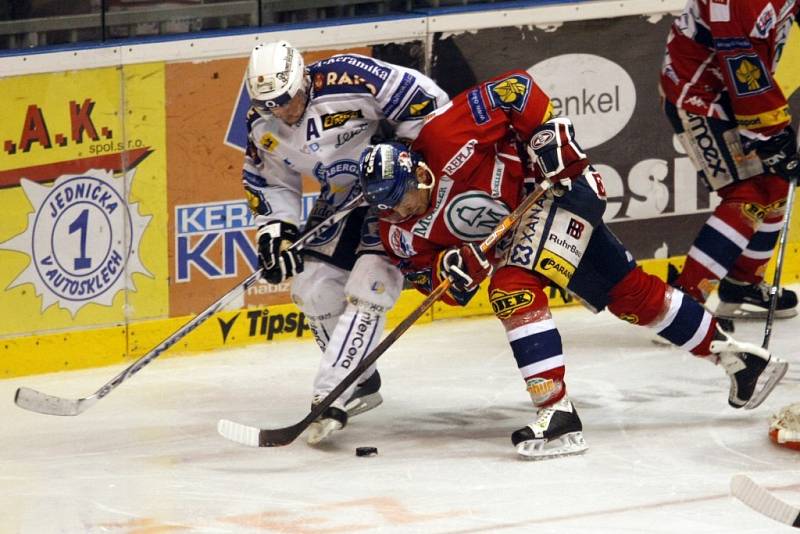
[710,327,788,409]
[306,403,348,445]
[512,396,588,460]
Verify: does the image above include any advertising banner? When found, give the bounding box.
[0,64,168,337]
[431,14,800,261]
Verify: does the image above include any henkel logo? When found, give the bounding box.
[528,54,636,149]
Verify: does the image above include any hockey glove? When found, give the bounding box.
[257,221,304,284]
[527,118,590,189]
[436,243,493,306]
[755,126,800,184]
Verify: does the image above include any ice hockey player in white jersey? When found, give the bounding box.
[241,41,449,444]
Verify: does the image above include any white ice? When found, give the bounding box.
[2,296,800,533]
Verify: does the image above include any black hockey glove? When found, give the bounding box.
[755,126,800,184]
[527,118,590,189]
[257,221,304,284]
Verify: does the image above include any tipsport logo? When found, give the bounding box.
[217,308,310,343]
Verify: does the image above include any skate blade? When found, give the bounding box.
[744,357,789,410]
[516,431,588,460]
[716,303,798,321]
[345,392,383,418]
[306,419,343,445]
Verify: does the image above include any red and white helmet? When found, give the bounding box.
[245,40,306,115]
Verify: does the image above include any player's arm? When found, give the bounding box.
[710,6,799,182]
[242,130,305,283]
[366,56,450,141]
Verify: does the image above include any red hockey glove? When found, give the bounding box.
[437,243,493,294]
[527,118,590,188]
[755,126,800,185]
[257,221,304,284]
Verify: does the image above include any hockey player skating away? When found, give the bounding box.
[241,41,448,445]
[659,0,800,323]
[357,70,789,460]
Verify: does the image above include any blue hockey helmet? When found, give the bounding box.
[358,143,423,210]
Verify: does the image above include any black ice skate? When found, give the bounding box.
[716,277,798,320]
[512,396,588,460]
[710,327,788,409]
[307,401,348,445]
[345,371,383,417]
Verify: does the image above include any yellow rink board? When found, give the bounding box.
[2,250,798,379]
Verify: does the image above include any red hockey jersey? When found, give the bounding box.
[660,0,798,137]
[378,70,553,303]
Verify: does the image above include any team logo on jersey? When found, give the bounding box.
[490,288,534,319]
[259,132,279,152]
[396,87,437,121]
[388,225,416,258]
[244,186,271,216]
[726,54,772,96]
[486,75,531,112]
[444,191,510,240]
[321,110,364,130]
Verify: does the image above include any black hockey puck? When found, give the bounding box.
[355,446,378,457]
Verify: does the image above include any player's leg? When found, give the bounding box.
[304,253,403,444]
[717,176,797,319]
[489,266,586,461]
[663,103,795,318]
[606,261,787,409]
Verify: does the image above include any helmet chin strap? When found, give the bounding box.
[416,162,435,190]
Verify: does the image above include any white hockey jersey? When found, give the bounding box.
[242,53,449,230]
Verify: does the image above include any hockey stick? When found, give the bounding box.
[14,194,365,416]
[218,181,551,447]
[762,180,796,349]
[731,474,800,528]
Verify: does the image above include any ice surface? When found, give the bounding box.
[2,296,800,533]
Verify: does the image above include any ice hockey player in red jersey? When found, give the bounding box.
[358,70,788,460]
[660,0,800,324]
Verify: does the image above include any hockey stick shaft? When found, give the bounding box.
[762,180,796,349]
[14,195,365,416]
[234,182,550,447]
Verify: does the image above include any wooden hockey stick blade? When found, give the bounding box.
[14,387,96,416]
[217,282,450,447]
[731,474,800,528]
[217,183,550,447]
[13,196,365,417]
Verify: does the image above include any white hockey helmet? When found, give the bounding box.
[245,40,305,114]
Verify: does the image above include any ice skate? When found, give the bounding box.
[716,277,798,320]
[512,396,588,460]
[307,401,348,445]
[710,326,788,409]
[345,371,383,417]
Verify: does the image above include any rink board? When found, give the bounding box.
[1,0,799,378]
